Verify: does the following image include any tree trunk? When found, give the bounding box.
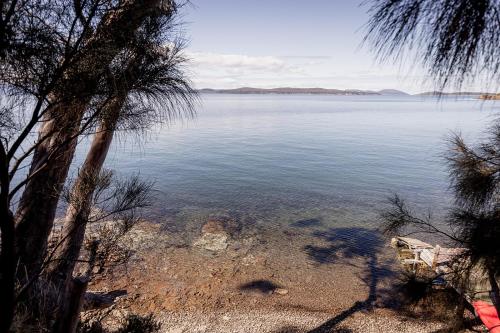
[15,104,86,277]
[0,210,15,333]
[451,289,466,332]
[14,0,174,280]
[48,95,124,333]
[46,47,145,293]
[51,277,89,333]
[0,145,16,333]
[487,265,500,316]
[47,96,123,283]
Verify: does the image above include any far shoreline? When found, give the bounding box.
[196,87,494,98]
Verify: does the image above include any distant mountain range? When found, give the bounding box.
[198,87,494,97]
[378,89,410,96]
[198,87,380,95]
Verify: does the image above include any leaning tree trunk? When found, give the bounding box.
[47,113,119,279]
[46,52,143,284]
[49,99,122,333]
[15,102,86,277]
[53,277,89,333]
[48,47,145,329]
[14,0,174,280]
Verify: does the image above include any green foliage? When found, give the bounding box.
[365,0,500,88]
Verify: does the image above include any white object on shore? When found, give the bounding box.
[391,237,466,270]
[391,236,473,301]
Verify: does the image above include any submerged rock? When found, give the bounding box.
[203,215,241,236]
[193,215,242,253]
[193,233,229,252]
[201,218,228,234]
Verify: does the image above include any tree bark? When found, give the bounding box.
[487,265,500,316]
[15,103,86,277]
[14,0,174,279]
[51,277,89,333]
[451,282,466,333]
[46,46,145,298]
[0,144,16,333]
[48,94,127,333]
[47,95,123,285]
[0,211,15,333]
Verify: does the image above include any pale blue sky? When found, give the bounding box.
[179,1,478,93]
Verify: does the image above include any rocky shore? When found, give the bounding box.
[85,215,464,332]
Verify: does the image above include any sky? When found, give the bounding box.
[178,0,472,93]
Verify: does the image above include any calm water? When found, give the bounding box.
[88,94,498,230]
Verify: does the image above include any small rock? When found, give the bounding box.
[241,254,256,266]
[241,254,266,266]
[274,288,289,295]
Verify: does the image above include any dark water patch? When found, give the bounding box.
[304,227,384,264]
[291,218,323,228]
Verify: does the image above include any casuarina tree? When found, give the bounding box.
[0,1,195,331]
[365,0,500,320]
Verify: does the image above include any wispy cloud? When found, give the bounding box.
[186,51,321,89]
[184,50,437,92]
[281,55,333,59]
[187,52,289,72]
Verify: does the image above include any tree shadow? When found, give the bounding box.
[83,289,127,310]
[239,279,281,295]
[291,218,323,228]
[268,326,303,333]
[306,302,364,333]
[271,325,352,333]
[303,227,396,332]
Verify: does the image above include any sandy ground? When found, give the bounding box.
[138,309,446,333]
[87,216,466,332]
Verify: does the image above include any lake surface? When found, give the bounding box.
[92,94,498,231]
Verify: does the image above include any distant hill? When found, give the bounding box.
[378,89,409,96]
[198,87,380,95]
[198,87,495,97]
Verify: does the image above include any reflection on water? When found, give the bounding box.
[73,94,497,234]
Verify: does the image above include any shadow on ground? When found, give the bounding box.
[302,226,396,333]
[270,326,352,333]
[300,227,476,333]
[239,279,281,294]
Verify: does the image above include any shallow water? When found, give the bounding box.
[78,94,498,231]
